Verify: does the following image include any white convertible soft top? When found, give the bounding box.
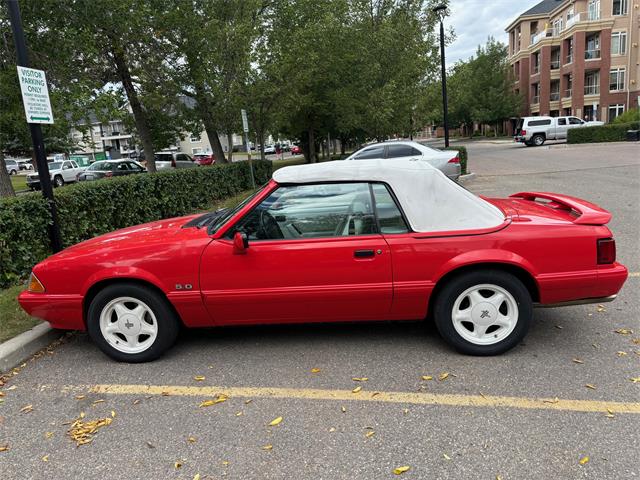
[272,158,505,233]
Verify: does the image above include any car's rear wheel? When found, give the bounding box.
[87,283,180,362]
[53,175,64,187]
[532,134,545,146]
[9,169,17,176]
[433,270,532,356]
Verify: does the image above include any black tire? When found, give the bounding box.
[9,169,17,176]
[53,175,64,187]
[433,270,532,356]
[87,283,180,362]
[532,134,545,146]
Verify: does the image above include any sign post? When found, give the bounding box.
[241,109,255,189]
[7,0,62,252]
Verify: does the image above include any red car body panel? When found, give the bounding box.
[18,180,628,331]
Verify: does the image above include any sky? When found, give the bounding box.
[445,0,542,65]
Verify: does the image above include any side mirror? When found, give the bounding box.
[233,231,249,254]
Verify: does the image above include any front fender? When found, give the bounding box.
[81,266,168,296]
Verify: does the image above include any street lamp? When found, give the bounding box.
[433,4,449,148]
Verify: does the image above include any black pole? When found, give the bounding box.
[6,0,63,252]
[439,19,449,148]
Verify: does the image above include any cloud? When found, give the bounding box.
[445,0,541,65]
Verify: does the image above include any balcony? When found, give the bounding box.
[532,95,540,104]
[587,9,600,21]
[563,89,572,98]
[530,31,544,45]
[550,92,561,101]
[532,63,540,74]
[565,54,573,64]
[584,85,600,95]
[584,49,600,60]
[566,13,580,28]
[550,60,560,70]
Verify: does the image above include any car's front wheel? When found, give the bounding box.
[53,175,64,187]
[433,270,532,356]
[87,283,180,362]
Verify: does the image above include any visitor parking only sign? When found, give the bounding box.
[17,66,54,124]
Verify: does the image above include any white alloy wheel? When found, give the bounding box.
[99,296,158,354]
[451,284,518,346]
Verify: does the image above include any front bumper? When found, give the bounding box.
[18,291,85,330]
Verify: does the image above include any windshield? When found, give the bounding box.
[48,162,63,170]
[88,161,115,171]
[208,186,266,234]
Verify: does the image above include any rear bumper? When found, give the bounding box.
[536,262,627,305]
[18,291,85,330]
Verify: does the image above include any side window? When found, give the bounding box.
[117,162,129,171]
[527,119,552,126]
[569,117,582,124]
[371,184,409,234]
[387,145,421,158]
[230,183,377,240]
[62,161,72,170]
[128,162,141,171]
[557,118,567,125]
[354,145,385,159]
[70,161,78,168]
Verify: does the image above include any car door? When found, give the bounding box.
[199,182,393,325]
[115,162,130,176]
[567,116,584,131]
[556,117,569,139]
[61,161,76,182]
[176,153,195,168]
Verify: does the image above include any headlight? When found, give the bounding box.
[28,272,46,293]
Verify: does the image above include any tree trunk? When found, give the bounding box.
[340,136,346,156]
[307,127,316,163]
[0,150,16,197]
[110,41,157,173]
[227,132,234,162]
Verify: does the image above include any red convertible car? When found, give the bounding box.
[19,159,627,362]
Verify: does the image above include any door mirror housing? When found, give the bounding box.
[233,231,249,254]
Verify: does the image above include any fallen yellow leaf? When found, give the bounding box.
[269,416,283,426]
[311,368,321,373]
[0,392,5,397]
[402,408,409,415]
[543,397,559,404]
[630,377,640,384]
[111,411,116,418]
[632,338,640,345]
[235,411,243,416]
[45,432,54,439]
[352,377,368,382]
[585,384,597,390]
[0,445,8,452]
[371,392,380,397]
[572,358,584,364]
[92,399,105,405]
[175,461,182,469]
[394,466,410,475]
[222,460,230,466]
[615,328,633,335]
[341,406,346,413]
[421,375,433,381]
[262,444,273,450]
[329,427,336,432]
[187,436,197,443]
[42,455,49,462]
[194,375,206,381]
[245,399,253,404]
[20,404,33,413]
[443,453,451,460]
[616,351,627,357]
[605,409,615,418]
[193,474,200,480]
[579,455,589,465]
[67,415,113,446]
[365,431,375,438]
[199,394,228,407]
[74,395,85,400]
[439,372,450,381]
[352,386,362,394]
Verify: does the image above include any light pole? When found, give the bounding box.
[433,4,449,148]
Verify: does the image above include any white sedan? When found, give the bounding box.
[345,140,461,181]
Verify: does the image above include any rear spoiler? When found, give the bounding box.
[510,191,611,225]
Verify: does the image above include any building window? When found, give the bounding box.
[608,105,625,122]
[190,134,201,143]
[611,32,627,55]
[192,148,203,155]
[609,68,625,92]
[565,38,573,64]
[612,0,627,15]
[588,0,600,20]
[584,71,600,95]
[585,33,600,60]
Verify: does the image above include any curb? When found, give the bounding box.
[458,172,476,183]
[0,323,63,373]
[548,141,633,149]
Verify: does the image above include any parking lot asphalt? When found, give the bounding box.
[1,142,639,479]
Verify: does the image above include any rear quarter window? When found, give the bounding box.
[526,119,552,126]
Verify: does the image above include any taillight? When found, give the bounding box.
[521,129,526,135]
[104,171,113,178]
[448,155,460,164]
[597,238,615,264]
[171,158,176,168]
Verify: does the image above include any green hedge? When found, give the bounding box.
[567,121,640,144]
[443,146,468,175]
[0,161,272,287]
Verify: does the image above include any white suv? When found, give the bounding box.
[26,160,84,190]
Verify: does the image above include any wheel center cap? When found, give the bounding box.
[118,314,141,335]
[471,302,498,326]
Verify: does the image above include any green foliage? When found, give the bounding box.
[611,108,640,125]
[0,161,272,287]
[442,146,467,175]
[567,122,640,144]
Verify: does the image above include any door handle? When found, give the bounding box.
[354,249,375,258]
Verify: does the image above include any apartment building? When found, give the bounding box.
[506,0,638,122]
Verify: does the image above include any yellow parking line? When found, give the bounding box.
[81,384,640,415]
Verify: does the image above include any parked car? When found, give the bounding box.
[345,140,461,181]
[263,144,276,154]
[16,159,33,171]
[19,158,627,362]
[77,160,145,182]
[291,145,302,155]
[514,116,604,146]
[26,160,84,189]
[193,153,216,166]
[154,152,196,170]
[5,159,19,176]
